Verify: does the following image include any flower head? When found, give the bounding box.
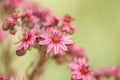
[60,14,76,34]
[39,28,73,55]
[17,29,37,51]
[42,14,60,27]
[69,58,96,80]
[63,14,74,24]
[4,18,16,27]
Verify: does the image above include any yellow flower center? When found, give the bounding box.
[52,35,60,43]
[23,33,30,41]
[82,68,88,74]
[80,66,90,75]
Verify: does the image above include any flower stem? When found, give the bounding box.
[28,46,46,80]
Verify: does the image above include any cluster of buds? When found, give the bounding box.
[2,12,18,35]
[94,66,120,80]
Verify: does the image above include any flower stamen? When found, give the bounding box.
[52,35,60,43]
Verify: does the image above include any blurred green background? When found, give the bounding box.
[1,0,120,80]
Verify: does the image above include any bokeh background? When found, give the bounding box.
[0,0,120,80]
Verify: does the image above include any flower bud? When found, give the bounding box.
[9,28,17,35]
[16,48,26,56]
[2,24,9,31]
[10,12,19,19]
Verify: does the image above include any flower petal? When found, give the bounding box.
[59,42,67,51]
[53,44,59,54]
[24,42,29,50]
[47,43,54,53]
[17,43,23,50]
[39,39,51,45]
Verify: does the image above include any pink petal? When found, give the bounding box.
[78,58,86,65]
[47,43,54,53]
[53,44,59,54]
[10,77,14,80]
[59,42,67,51]
[69,63,79,70]
[17,43,23,50]
[72,71,81,79]
[62,36,72,40]
[24,42,29,50]
[40,34,49,38]
[63,39,73,45]
[31,36,37,39]
[58,49,64,55]
[39,39,51,45]
[28,40,34,45]
[86,75,96,80]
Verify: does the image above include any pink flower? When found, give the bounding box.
[61,25,70,33]
[9,77,20,80]
[0,73,8,80]
[113,67,120,80]
[61,15,76,30]
[4,18,16,27]
[60,15,76,34]
[70,44,87,59]
[94,66,120,80]
[4,0,22,7]
[20,10,32,22]
[39,28,73,55]
[69,58,96,80]
[32,8,50,20]
[42,14,60,27]
[10,12,20,19]
[94,67,113,78]
[20,0,36,10]
[62,14,74,24]
[16,29,37,51]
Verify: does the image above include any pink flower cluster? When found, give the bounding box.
[1,0,120,80]
[2,0,75,56]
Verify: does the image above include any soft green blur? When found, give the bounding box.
[38,0,120,80]
[1,0,120,80]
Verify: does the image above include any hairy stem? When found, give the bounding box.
[28,46,46,80]
[2,42,15,76]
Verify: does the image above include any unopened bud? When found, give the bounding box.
[2,24,9,31]
[10,12,19,19]
[9,28,17,35]
[16,49,26,56]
